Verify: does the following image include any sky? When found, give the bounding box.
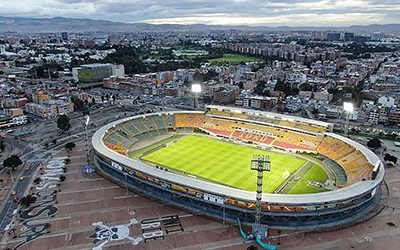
[0,0,399,26]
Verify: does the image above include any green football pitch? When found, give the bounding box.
[138,135,328,194]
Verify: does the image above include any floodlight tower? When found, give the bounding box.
[343,102,354,136]
[191,83,201,109]
[250,154,271,239]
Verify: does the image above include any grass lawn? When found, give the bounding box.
[208,53,263,65]
[288,165,328,194]
[140,135,309,193]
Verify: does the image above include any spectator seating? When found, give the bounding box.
[102,112,373,186]
[174,113,205,128]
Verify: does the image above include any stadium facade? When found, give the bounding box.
[91,106,384,230]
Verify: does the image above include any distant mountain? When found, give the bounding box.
[0,16,400,34]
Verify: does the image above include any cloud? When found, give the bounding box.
[0,0,399,26]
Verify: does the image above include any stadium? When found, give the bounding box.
[92,105,384,230]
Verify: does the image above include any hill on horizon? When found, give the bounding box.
[0,16,400,34]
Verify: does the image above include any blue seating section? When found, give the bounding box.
[103,114,176,149]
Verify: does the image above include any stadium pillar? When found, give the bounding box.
[250,155,271,240]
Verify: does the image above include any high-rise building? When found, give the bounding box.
[61,32,68,41]
[354,35,371,44]
[344,32,354,41]
[327,32,341,41]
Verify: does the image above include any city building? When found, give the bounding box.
[344,32,354,42]
[25,100,74,119]
[73,63,124,83]
[212,85,240,104]
[243,95,278,110]
[327,32,341,41]
[61,32,68,41]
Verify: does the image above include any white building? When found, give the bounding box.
[314,90,333,102]
[377,96,395,108]
[111,64,125,77]
[72,67,80,82]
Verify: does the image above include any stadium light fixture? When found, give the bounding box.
[343,102,354,113]
[191,83,202,93]
[192,83,202,109]
[250,154,271,239]
[343,102,354,136]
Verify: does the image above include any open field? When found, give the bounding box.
[208,53,263,65]
[139,135,325,193]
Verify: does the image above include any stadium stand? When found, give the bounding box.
[102,111,373,186]
[232,130,275,144]
[207,108,327,133]
[317,136,354,160]
[175,113,205,128]
[322,158,347,186]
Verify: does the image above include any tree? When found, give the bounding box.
[91,97,96,105]
[112,94,116,103]
[299,83,313,91]
[19,194,37,208]
[59,175,66,182]
[105,93,110,102]
[33,177,42,185]
[3,155,22,172]
[71,97,86,111]
[254,80,269,96]
[367,138,381,149]
[101,95,105,103]
[384,153,397,164]
[57,114,71,133]
[65,142,76,151]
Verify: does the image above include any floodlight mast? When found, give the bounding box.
[343,102,354,136]
[191,84,201,109]
[250,154,271,238]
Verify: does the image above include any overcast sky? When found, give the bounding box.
[0,0,399,26]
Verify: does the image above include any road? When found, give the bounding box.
[0,160,41,239]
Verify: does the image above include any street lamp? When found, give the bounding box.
[84,115,90,164]
[343,102,354,136]
[191,83,201,109]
